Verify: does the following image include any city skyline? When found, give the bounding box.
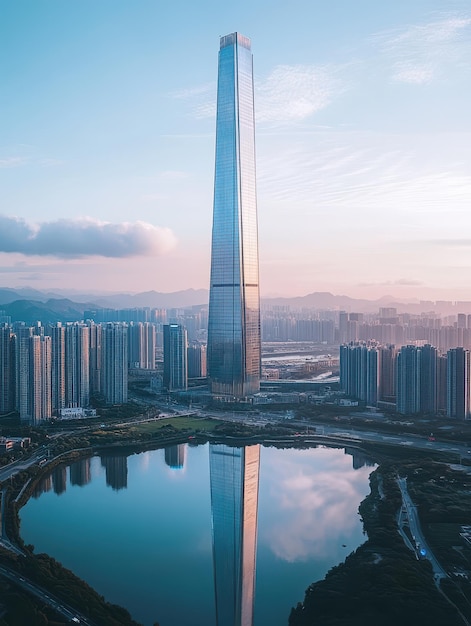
[1,1,470,300]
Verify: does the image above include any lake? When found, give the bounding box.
[20,443,374,626]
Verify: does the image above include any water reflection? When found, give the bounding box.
[259,447,373,564]
[101,455,128,490]
[24,443,375,626]
[164,444,186,470]
[210,444,260,626]
[52,466,67,495]
[32,474,52,498]
[69,458,91,487]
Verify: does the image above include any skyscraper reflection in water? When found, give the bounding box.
[101,454,128,490]
[69,458,91,487]
[164,444,186,470]
[209,444,260,626]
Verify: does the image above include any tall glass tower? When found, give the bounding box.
[207,32,261,398]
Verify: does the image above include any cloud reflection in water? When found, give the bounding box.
[259,446,374,562]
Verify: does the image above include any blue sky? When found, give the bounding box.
[1,0,470,299]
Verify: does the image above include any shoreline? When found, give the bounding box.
[3,422,470,625]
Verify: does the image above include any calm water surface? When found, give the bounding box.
[20,444,374,626]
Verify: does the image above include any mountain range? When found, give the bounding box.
[0,286,451,324]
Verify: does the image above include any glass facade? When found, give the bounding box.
[209,444,260,626]
[208,32,261,398]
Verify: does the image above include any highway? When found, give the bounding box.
[0,448,49,483]
[0,563,93,625]
[396,478,471,626]
[188,403,471,461]
[0,488,24,556]
[397,477,447,581]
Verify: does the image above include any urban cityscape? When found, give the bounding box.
[1,2,471,626]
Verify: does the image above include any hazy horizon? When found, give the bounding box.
[1,1,470,301]
[4,283,471,308]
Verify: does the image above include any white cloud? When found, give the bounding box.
[260,449,372,563]
[374,15,471,84]
[256,64,347,123]
[0,215,177,259]
[171,83,214,100]
[0,157,28,168]
[392,64,435,85]
[257,131,471,221]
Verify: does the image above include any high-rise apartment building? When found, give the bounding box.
[102,322,128,404]
[88,321,102,395]
[163,324,188,391]
[209,444,260,626]
[188,341,207,378]
[30,335,52,423]
[396,345,421,415]
[418,344,438,414]
[128,322,156,370]
[0,324,13,413]
[207,33,261,399]
[340,343,379,406]
[49,323,66,413]
[14,324,33,422]
[65,323,90,408]
[437,354,448,412]
[447,347,471,419]
[379,345,396,402]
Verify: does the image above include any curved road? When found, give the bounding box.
[0,563,94,625]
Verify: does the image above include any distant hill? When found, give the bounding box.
[2,299,89,324]
[0,288,211,317]
[86,289,209,309]
[0,290,210,323]
[1,287,458,321]
[262,291,405,313]
[0,287,60,305]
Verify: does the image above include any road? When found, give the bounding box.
[0,448,48,483]
[0,563,93,625]
[190,404,471,460]
[397,477,447,580]
[396,478,471,625]
[0,488,24,555]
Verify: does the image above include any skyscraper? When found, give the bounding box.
[14,324,33,422]
[88,321,102,396]
[188,341,207,378]
[30,335,52,423]
[418,344,438,414]
[339,342,379,406]
[447,347,471,419]
[0,324,13,414]
[209,444,260,626]
[49,323,66,414]
[128,322,156,370]
[163,324,188,391]
[207,33,261,399]
[396,345,421,415]
[379,345,396,402]
[102,322,128,404]
[65,323,90,408]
